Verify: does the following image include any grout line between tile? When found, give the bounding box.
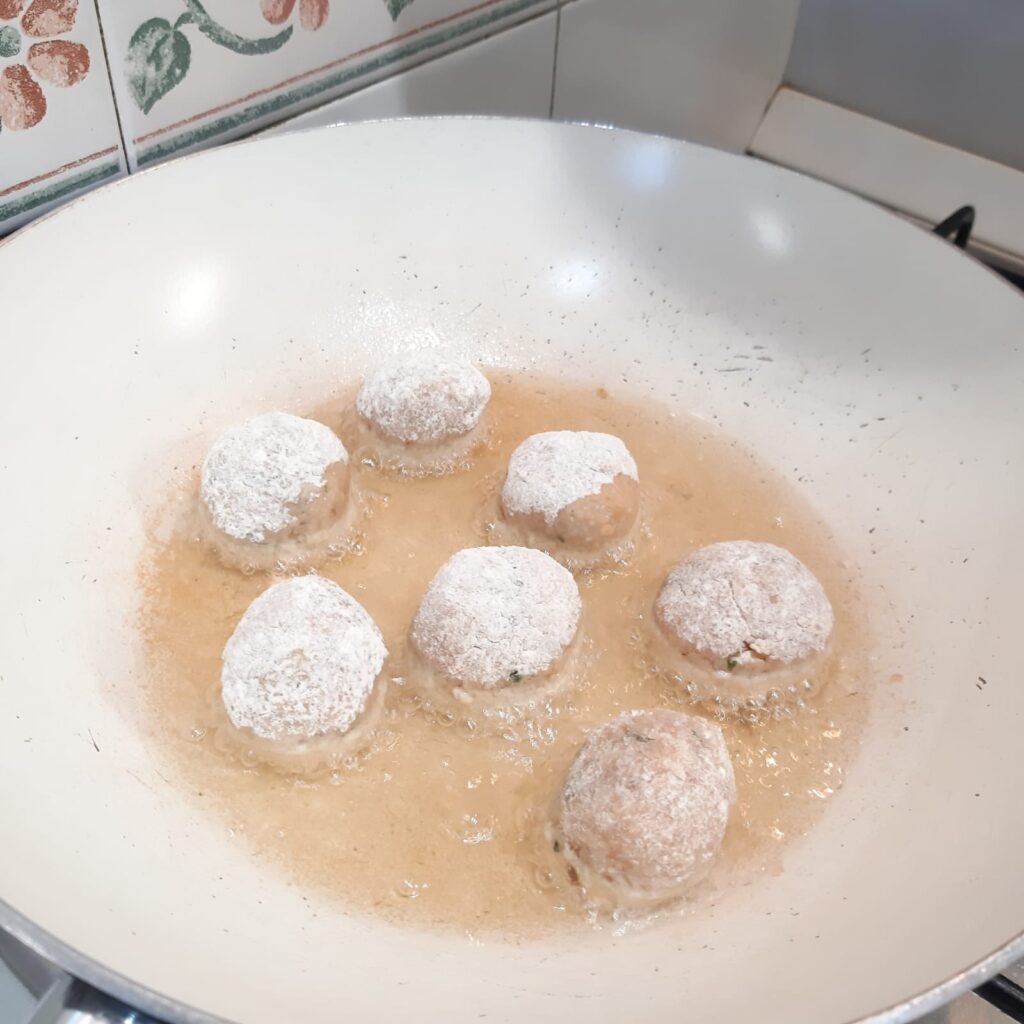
[90,0,130,173]
[547,2,561,118]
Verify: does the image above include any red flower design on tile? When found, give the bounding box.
[260,0,329,32]
[0,0,89,131]
[20,0,77,36]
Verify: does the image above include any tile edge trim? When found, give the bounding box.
[1,159,123,221]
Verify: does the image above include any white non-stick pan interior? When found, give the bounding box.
[0,120,1022,1024]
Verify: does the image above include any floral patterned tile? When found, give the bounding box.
[0,0,127,234]
[97,0,558,170]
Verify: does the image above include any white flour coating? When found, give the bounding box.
[501,431,638,525]
[356,352,491,444]
[656,540,834,664]
[558,708,735,900]
[410,546,581,688]
[201,412,348,543]
[221,575,387,742]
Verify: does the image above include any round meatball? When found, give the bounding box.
[356,352,491,474]
[553,708,736,908]
[200,412,353,571]
[409,546,582,709]
[499,431,639,567]
[220,575,388,772]
[653,540,834,711]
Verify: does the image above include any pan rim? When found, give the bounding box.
[5,114,1024,311]
[1,894,1022,1024]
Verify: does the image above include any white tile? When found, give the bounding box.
[785,0,1024,173]
[552,0,799,153]
[1,0,127,233]
[96,0,557,170]
[750,87,1024,269]
[267,10,555,132]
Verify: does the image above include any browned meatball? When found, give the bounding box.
[552,708,736,908]
[652,540,834,712]
[499,431,640,567]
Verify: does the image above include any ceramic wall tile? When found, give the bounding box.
[786,0,1024,174]
[552,0,800,153]
[96,0,558,171]
[265,9,555,132]
[0,0,128,234]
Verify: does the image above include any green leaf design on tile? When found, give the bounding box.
[384,0,417,21]
[0,25,21,59]
[126,18,191,114]
[125,3,293,114]
[182,0,292,55]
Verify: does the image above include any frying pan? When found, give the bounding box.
[1,118,1022,1024]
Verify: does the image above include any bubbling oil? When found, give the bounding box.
[136,371,871,935]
